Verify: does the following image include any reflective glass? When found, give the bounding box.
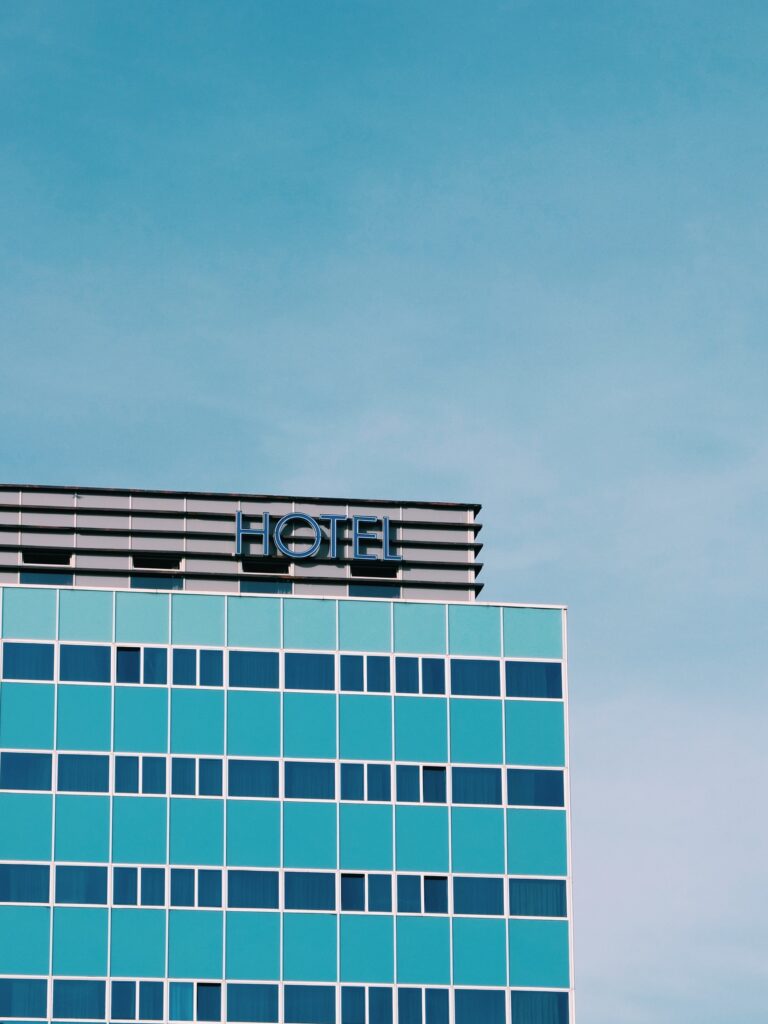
[228,869,279,910]
[507,769,565,807]
[57,754,109,793]
[340,655,364,692]
[228,759,279,798]
[450,659,500,697]
[285,761,335,800]
[451,767,502,805]
[229,651,279,689]
[284,653,335,691]
[116,647,141,684]
[0,752,52,790]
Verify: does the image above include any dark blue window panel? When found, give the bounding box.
[115,755,139,793]
[397,875,421,913]
[341,763,364,801]
[367,764,391,802]
[348,584,401,600]
[341,986,365,1024]
[0,978,47,1019]
[369,987,393,1024]
[285,761,335,800]
[421,660,445,695]
[340,874,365,911]
[116,647,140,684]
[171,868,195,907]
[228,760,279,798]
[367,656,390,693]
[173,648,197,686]
[425,990,449,1024]
[452,767,502,806]
[340,655,364,692]
[422,767,446,804]
[131,574,183,590]
[395,657,419,694]
[284,984,336,1024]
[228,870,279,910]
[453,876,504,916]
[52,979,106,1020]
[113,867,138,906]
[199,758,222,796]
[509,879,567,918]
[59,644,111,682]
[58,754,109,793]
[398,989,422,1024]
[197,982,221,1022]
[55,865,107,905]
[200,649,224,687]
[144,647,168,685]
[171,758,196,795]
[141,867,165,906]
[198,869,222,908]
[450,659,500,696]
[505,661,563,699]
[285,653,334,692]
[0,863,49,903]
[368,874,392,912]
[423,876,448,914]
[511,991,569,1024]
[241,579,293,595]
[111,980,135,1021]
[0,752,52,791]
[142,756,166,795]
[20,569,73,586]
[2,641,54,680]
[169,981,194,1022]
[285,872,335,911]
[507,769,565,808]
[139,980,164,1021]
[229,651,279,689]
[396,765,420,802]
[454,989,505,1024]
[227,983,279,1023]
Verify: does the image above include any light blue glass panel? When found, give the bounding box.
[0,793,52,860]
[283,913,337,981]
[226,801,280,867]
[396,916,450,984]
[284,692,336,758]
[2,588,56,640]
[508,919,570,987]
[505,701,566,766]
[171,594,225,646]
[226,597,281,648]
[227,691,280,756]
[452,918,506,986]
[506,809,568,876]
[112,797,167,865]
[393,603,446,654]
[55,796,109,862]
[0,683,55,749]
[53,907,108,975]
[283,599,336,650]
[170,798,223,865]
[0,905,50,974]
[115,592,169,645]
[283,802,337,869]
[114,688,168,753]
[339,695,391,761]
[171,689,224,754]
[226,912,280,980]
[168,910,223,979]
[503,607,563,659]
[394,697,447,763]
[448,604,501,656]
[449,698,503,764]
[339,804,393,871]
[110,909,166,977]
[340,914,394,982]
[58,590,113,642]
[451,807,505,874]
[395,806,448,872]
[338,601,391,652]
[56,685,111,751]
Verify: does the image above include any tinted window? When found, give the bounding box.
[284,653,335,691]
[505,661,563,699]
[58,754,109,793]
[0,979,47,1019]
[2,642,54,680]
[368,874,392,912]
[369,986,393,1024]
[139,980,163,1021]
[228,870,279,910]
[507,768,564,807]
[284,984,336,1024]
[341,873,365,911]
[395,658,419,694]
[0,863,49,903]
[367,656,390,693]
[173,648,196,686]
[399,989,421,1024]
[397,875,421,913]
[422,659,445,695]
[142,757,166,795]
[229,651,279,689]
[425,989,449,1024]
[111,980,135,1021]
[0,752,52,790]
[52,979,105,1020]
[367,764,391,802]
[171,869,195,907]
[453,876,504,916]
[198,869,222,908]
[422,767,446,804]
[113,867,138,906]
[450,659,500,696]
[451,767,501,805]
[340,655,364,692]
[171,758,196,795]
[285,871,335,911]
[144,647,167,685]
[396,765,420,802]
[341,763,364,801]
[228,760,279,798]
[511,992,569,1024]
[285,761,335,800]
[116,647,140,684]
[454,989,505,1024]
[115,756,139,793]
[423,876,448,914]
[56,865,107,905]
[200,650,223,687]
[342,986,365,1024]
[509,878,567,917]
[227,984,279,1024]
[59,644,111,682]
[199,759,222,797]
[141,867,165,906]
[197,983,221,1023]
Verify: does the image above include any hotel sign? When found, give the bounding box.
[235,511,401,561]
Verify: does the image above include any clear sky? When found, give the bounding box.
[1,2,766,1019]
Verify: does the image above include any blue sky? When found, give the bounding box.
[1,2,766,1019]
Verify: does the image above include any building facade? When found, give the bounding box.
[0,486,573,1024]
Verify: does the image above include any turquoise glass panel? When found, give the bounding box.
[283,802,337,869]
[171,594,225,646]
[168,910,223,979]
[170,798,223,865]
[112,797,167,865]
[226,912,280,980]
[2,588,56,640]
[0,906,50,974]
[58,590,113,642]
[449,698,503,764]
[0,793,52,860]
[338,600,390,652]
[0,683,55,749]
[110,909,166,978]
[55,796,109,862]
[226,596,281,648]
[505,700,566,766]
[114,687,168,753]
[56,684,112,751]
[284,692,336,758]
[451,807,505,874]
[394,697,447,763]
[340,914,394,983]
[115,592,169,645]
[283,598,336,650]
[452,918,507,986]
[227,691,280,756]
[226,801,280,867]
[503,607,563,659]
[283,913,337,981]
[508,919,570,987]
[396,916,450,984]
[448,604,501,656]
[393,603,446,654]
[506,809,568,876]
[339,694,391,761]
[339,804,393,871]
[53,907,108,975]
[171,689,224,754]
[395,806,448,872]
